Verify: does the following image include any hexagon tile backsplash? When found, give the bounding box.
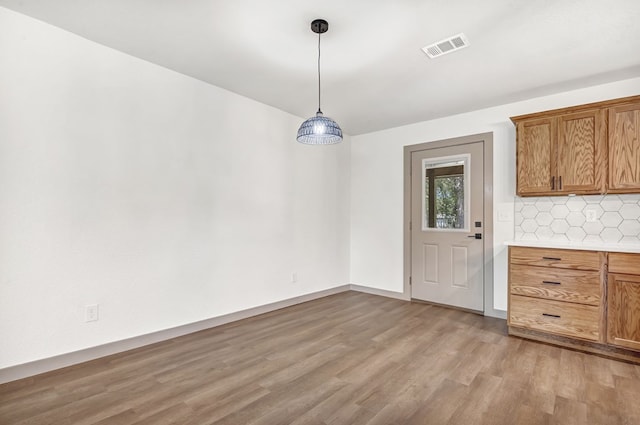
[514,194,640,244]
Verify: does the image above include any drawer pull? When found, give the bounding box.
[542,256,561,261]
[542,313,561,319]
[542,280,561,285]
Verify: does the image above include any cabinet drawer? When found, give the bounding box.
[509,295,600,341]
[509,246,603,271]
[510,264,600,306]
[609,253,640,275]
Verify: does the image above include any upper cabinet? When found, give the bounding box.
[515,110,605,196]
[609,103,640,192]
[512,95,640,197]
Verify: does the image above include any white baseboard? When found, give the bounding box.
[485,309,507,320]
[350,284,409,301]
[0,285,350,385]
[0,285,505,385]
[350,284,507,319]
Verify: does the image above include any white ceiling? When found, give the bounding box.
[2,0,640,135]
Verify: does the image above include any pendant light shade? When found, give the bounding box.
[297,19,342,145]
[296,111,343,145]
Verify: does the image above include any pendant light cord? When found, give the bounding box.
[317,30,322,114]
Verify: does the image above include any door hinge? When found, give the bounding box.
[409,276,412,285]
[410,221,412,231]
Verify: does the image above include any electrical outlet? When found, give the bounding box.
[85,304,99,322]
[585,209,598,222]
[291,272,297,283]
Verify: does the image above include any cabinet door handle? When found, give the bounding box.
[542,281,561,285]
[542,313,561,319]
[551,176,555,190]
[542,257,561,261]
[559,175,562,190]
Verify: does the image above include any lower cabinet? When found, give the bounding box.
[508,246,640,362]
[607,253,640,351]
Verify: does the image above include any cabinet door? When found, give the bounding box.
[609,103,640,192]
[607,273,640,351]
[516,118,556,196]
[556,109,606,194]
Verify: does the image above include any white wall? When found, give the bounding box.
[0,7,350,369]
[350,77,640,313]
[2,5,638,373]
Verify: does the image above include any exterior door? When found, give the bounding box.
[410,141,484,311]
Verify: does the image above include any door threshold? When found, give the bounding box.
[410,298,483,316]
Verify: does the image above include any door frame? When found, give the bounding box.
[403,132,498,317]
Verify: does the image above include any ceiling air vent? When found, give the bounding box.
[422,33,470,59]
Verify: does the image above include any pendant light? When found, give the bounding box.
[296,19,343,145]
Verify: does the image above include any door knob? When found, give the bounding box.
[467,233,482,239]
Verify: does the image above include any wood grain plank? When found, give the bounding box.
[1,292,639,425]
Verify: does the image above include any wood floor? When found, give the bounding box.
[2,292,640,425]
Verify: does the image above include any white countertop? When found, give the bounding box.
[505,239,640,253]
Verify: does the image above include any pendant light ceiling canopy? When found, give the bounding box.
[296,19,343,145]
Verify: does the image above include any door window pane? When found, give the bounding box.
[422,155,470,231]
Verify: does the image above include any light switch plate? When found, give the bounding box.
[498,210,512,222]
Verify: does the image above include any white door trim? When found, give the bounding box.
[403,132,502,318]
